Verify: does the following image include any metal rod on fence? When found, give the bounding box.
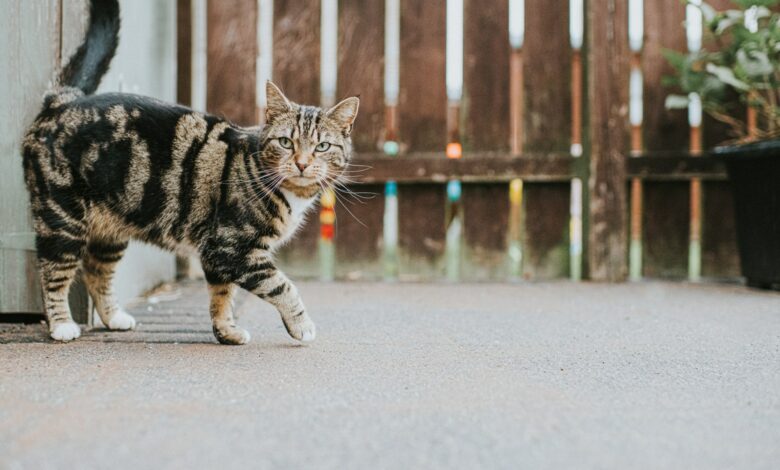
[255,0,273,124]
[628,0,644,281]
[382,0,401,280]
[569,0,584,281]
[687,0,703,281]
[508,0,525,279]
[445,0,464,281]
[319,0,338,280]
[190,0,207,112]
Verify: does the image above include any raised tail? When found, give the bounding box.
[59,0,120,95]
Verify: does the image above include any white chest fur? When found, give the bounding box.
[277,188,317,245]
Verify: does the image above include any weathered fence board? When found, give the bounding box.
[395,0,448,277]
[523,0,571,152]
[460,0,510,279]
[273,0,320,105]
[587,0,630,281]
[643,0,688,152]
[207,0,257,126]
[643,182,689,278]
[272,0,321,273]
[334,0,385,279]
[337,0,384,152]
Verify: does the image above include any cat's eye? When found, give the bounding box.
[315,142,331,152]
[278,137,293,149]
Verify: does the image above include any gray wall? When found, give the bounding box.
[0,0,178,316]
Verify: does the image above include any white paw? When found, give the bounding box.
[50,322,81,342]
[213,324,251,345]
[107,309,136,331]
[285,316,316,343]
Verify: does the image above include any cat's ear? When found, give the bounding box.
[325,97,360,135]
[266,81,292,121]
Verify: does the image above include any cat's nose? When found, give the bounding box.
[295,161,309,174]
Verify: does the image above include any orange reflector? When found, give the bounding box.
[320,224,335,240]
[446,142,462,159]
[320,207,336,225]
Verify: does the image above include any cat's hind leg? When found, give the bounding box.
[83,238,136,331]
[34,223,86,342]
[208,283,250,345]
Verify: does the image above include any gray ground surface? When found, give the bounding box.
[1,281,779,469]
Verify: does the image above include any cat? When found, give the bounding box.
[22,0,358,344]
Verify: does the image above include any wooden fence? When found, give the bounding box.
[178,0,741,282]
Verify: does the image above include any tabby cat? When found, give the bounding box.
[22,0,358,344]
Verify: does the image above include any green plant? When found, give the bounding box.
[665,0,780,143]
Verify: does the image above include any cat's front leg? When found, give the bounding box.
[208,283,250,345]
[235,256,316,343]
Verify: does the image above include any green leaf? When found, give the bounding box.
[665,95,691,109]
[706,63,751,91]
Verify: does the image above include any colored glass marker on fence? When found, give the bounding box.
[445,180,463,281]
[319,189,336,281]
[508,179,524,279]
[383,180,399,280]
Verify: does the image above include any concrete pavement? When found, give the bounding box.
[1,281,779,469]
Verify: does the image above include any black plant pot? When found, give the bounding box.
[713,139,780,290]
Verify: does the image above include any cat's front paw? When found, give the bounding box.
[107,309,136,331]
[283,313,316,343]
[50,321,81,342]
[213,324,251,345]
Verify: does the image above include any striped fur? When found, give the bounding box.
[22,0,358,343]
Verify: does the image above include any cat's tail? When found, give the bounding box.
[59,0,120,95]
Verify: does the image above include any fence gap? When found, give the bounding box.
[628,0,644,281]
[686,0,703,281]
[382,0,400,280]
[256,0,273,124]
[445,0,464,281]
[570,0,585,281]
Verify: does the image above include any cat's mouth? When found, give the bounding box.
[285,175,319,187]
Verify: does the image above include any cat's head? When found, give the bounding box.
[259,81,359,195]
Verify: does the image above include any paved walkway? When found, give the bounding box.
[1,281,779,469]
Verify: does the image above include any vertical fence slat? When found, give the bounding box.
[699,0,740,280]
[643,182,689,278]
[399,0,447,151]
[460,0,509,280]
[587,0,629,281]
[273,0,320,104]
[273,0,321,276]
[398,183,446,279]
[702,181,740,279]
[643,0,688,152]
[397,0,447,278]
[338,0,384,152]
[207,0,257,125]
[523,0,571,152]
[642,0,698,279]
[520,0,571,280]
[523,184,570,279]
[463,0,509,151]
[176,0,191,107]
[333,0,385,279]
